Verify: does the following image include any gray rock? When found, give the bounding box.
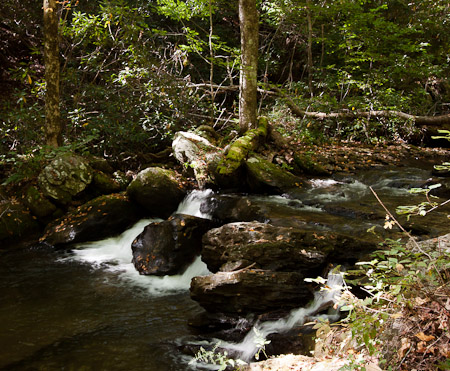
[172,131,221,189]
[38,154,93,203]
[202,222,328,273]
[190,269,313,314]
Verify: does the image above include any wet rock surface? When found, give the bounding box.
[41,193,141,246]
[201,222,328,273]
[131,214,212,276]
[190,269,313,314]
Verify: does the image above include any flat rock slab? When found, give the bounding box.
[190,269,313,314]
[202,222,328,273]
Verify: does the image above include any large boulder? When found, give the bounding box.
[41,193,141,246]
[126,167,186,217]
[245,155,305,194]
[190,269,313,314]
[202,222,328,274]
[131,214,212,276]
[38,154,93,204]
[172,131,221,189]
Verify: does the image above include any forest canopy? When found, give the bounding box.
[0,0,449,159]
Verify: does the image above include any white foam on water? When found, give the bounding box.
[176,189,214,219]
[60,189,215,296]
[310,179,342,188]
[225,273,344,361]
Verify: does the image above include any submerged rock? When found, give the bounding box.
[126,167,186,218]
[41,193,141,246]
[190,269,313,314]
[131,214,212,276]
[38,154,93,204]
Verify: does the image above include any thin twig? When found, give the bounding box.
[369,187,431,259]
[369,187,445,286]
[426,198,450,215]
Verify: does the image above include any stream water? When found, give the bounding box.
[0,166,448,370]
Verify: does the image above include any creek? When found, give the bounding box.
[0,165,448,370]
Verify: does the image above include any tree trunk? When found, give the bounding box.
[43,0,62,147]
[239,0,259,133]
[306,0,313,96]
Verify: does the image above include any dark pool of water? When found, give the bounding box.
[0,245,203,370]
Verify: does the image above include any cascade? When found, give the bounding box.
[62,190,215,296]
[176,189,214,219]
[225,272,344,362]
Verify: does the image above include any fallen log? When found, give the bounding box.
[213,116,268,188]
[282,93,450,128]
[189,83,450,128]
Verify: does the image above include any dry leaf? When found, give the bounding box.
[398,338,411,358]
[415,297,428,306]
[391,312,403,319]
[415,332,435,342]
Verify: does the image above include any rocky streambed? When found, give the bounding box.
[1,131,449,369]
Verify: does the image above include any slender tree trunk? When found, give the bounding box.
[208,0,215,125]
[43,0,62,147]
[306,0,314,96]
[239,0,259,132]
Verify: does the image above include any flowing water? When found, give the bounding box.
[0,166,447,370]
[224,273,344,362]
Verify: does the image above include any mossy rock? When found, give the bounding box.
[92,170,123,194]
[22,185,57,219]
[245,155,304,193]
[0,199,40,243]
[38,154,93,204]
[126,167,186,217]
[293,152,331,176]
[213,117,269,189]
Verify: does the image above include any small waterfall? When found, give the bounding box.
[176,189,214,219]
[226,272,344,361]
[62,213,211,295]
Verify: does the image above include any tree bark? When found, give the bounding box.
[43,0,62,147]
[239,0,259,133]
[306,0,313,96]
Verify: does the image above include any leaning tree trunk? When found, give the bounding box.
[43,0,62,147]
[239,0,259,133]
